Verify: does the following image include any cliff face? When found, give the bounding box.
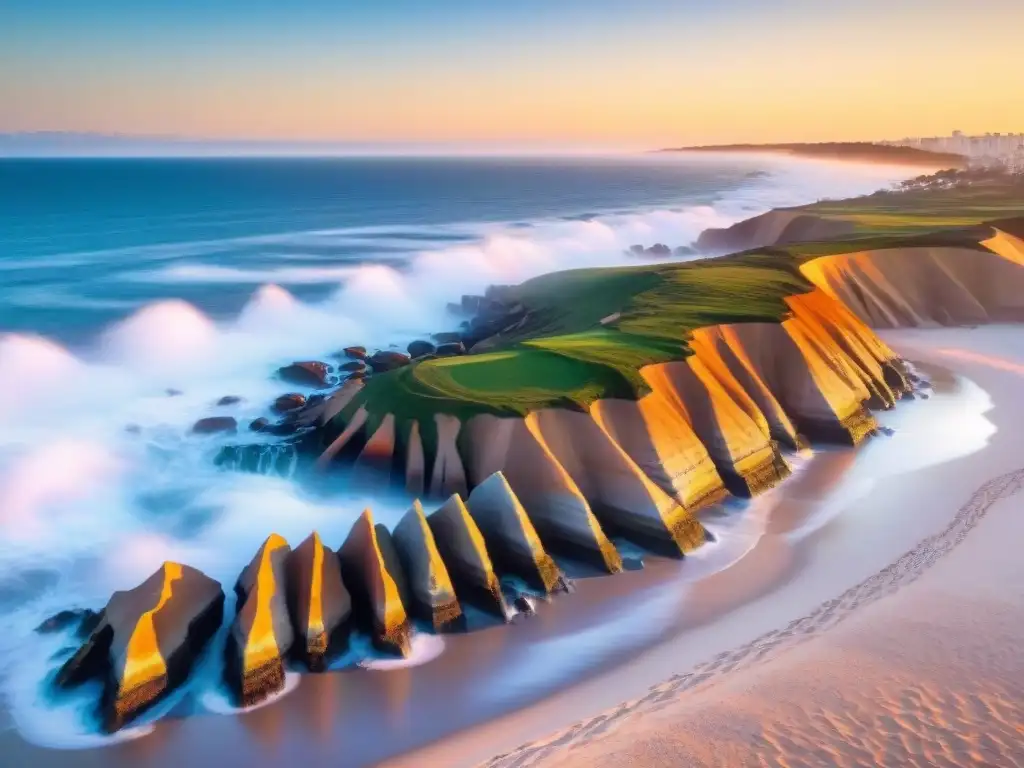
[696,211,855,253]
[800,232,1024,328]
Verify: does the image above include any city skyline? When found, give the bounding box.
[3,1,1024,150]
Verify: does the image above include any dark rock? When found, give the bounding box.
[56,563,224,733]
[514,595,537,617]
[249,417,270,432]
[629,244,645,255]
[286,533,352,671]
[264,420,300,436]
[306,393,326,408]
[445,302,464,315]
[673,245,697,256]
[646,243,671,257]
[407,340,436,359]
[346,370,368,381]
[273,393,306,413]
[461,294,484,314]
[367,350,411,373]
[436,341,466,357]
[36,608,102,636]
[339,360,366,373]
[165,388,183,397]
[217,395,243,406]
[191,416,238,435]
[226,535,293,707]
[392,502,463,632]
[342,346,367,360]
[278,361,331,388]
[431,331,463,344]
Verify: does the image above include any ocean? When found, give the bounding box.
[0,154,910,753]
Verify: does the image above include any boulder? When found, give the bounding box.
[273,393,306,413]
[306,393,326,408]
[347,370,368,381]
[337,510,411,657]
[225,534,293,707]
[342,346,367,360]
[217,395,243,406]
[191,416,238,435]
[407,340,436,359]
[339,360,366,373]
[367,350,411,373]
[431,331,463,344]
[278,361,331,388]
[392,501,463,632]
[36,608,102,638]
[427,494,509,619]
[465,472,563,594]
[249,417,270,432]
[286,532,352,671]
[436,341,466,357]
[56,563,224,733]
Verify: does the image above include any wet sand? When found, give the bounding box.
[1,326,1016,768]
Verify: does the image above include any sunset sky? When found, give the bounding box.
[2,0,1023,151]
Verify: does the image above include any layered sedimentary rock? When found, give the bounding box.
[57,562,224,732]
[430,414,468,498]
[226,534,294,706]
[696,211,855,253]
[337,510,412,656]
[351,414,396,488]
[529,408,708,556]
[427,494,509,618]
[404,420,426,497]
[799,242,1024,328]
[392,501,463,630]
[286,532,352,670]
[460,414,622,572]
[465,472,563,593]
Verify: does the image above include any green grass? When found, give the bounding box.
[320,184,1024,445]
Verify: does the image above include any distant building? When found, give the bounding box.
[882,131,1024,168]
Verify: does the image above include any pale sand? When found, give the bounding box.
[387,326,1024,768]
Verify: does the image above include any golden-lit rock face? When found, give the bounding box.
[286,532,352,671]
[427,493,509,618]
[352,414,396,488]
[462,414,622,573]
[338,509,411,657]
[531,407,707,557]
[800,245,1024,328]
[57,562,224,732]
[392,501,463,631]
[466,472,563,594]
[227,533,294,707]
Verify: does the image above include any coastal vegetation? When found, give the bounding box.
[657,142,967,168]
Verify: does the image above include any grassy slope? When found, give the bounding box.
[324,184,1024,440]
[658,142,966,168]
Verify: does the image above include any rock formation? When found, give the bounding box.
[225,534,294,707]
[286,532,352,671]
[465,473,564,593]
[278,361,331,388]
[427,494,509,618]
[337,509,412,656]
[191,416,238,435]
[56,562,224,732]
[273,393,306,413]
[392,501,464,631]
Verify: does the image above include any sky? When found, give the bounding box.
[1,0,1023,152]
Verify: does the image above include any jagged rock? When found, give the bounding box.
[56,563,224,733]
[674,245,696,256]
[407,340,436,359]
[427,495,509,619]
[431,331,463,344]
[436,341,466,357]
[514,595,536,617]
[249,417,270,432]
[337,510,411,657]
[466,472,563,594]
[430,414,468,498]
[367,350,411,372]
[273,393,306,413]
[286,532,352,671]
[225,534,293,707]
[646,243,671,257]
[191,416,238,435]
[445,301,464,315]
[217,395,243,406]
[405,421,426,496]
[342,346,367,360]
[36,608,102,637]
[392,501,463,631]
[278,361,331,388]
[352,415,396,488]
[339,360,366,373]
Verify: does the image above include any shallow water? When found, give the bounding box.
[0,154,916,751]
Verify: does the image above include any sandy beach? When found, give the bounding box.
[2,325,1020,767]
[387,326,1024,768]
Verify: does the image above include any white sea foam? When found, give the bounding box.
[0,156,915,746]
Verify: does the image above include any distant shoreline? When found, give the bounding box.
[657,142,966,168]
